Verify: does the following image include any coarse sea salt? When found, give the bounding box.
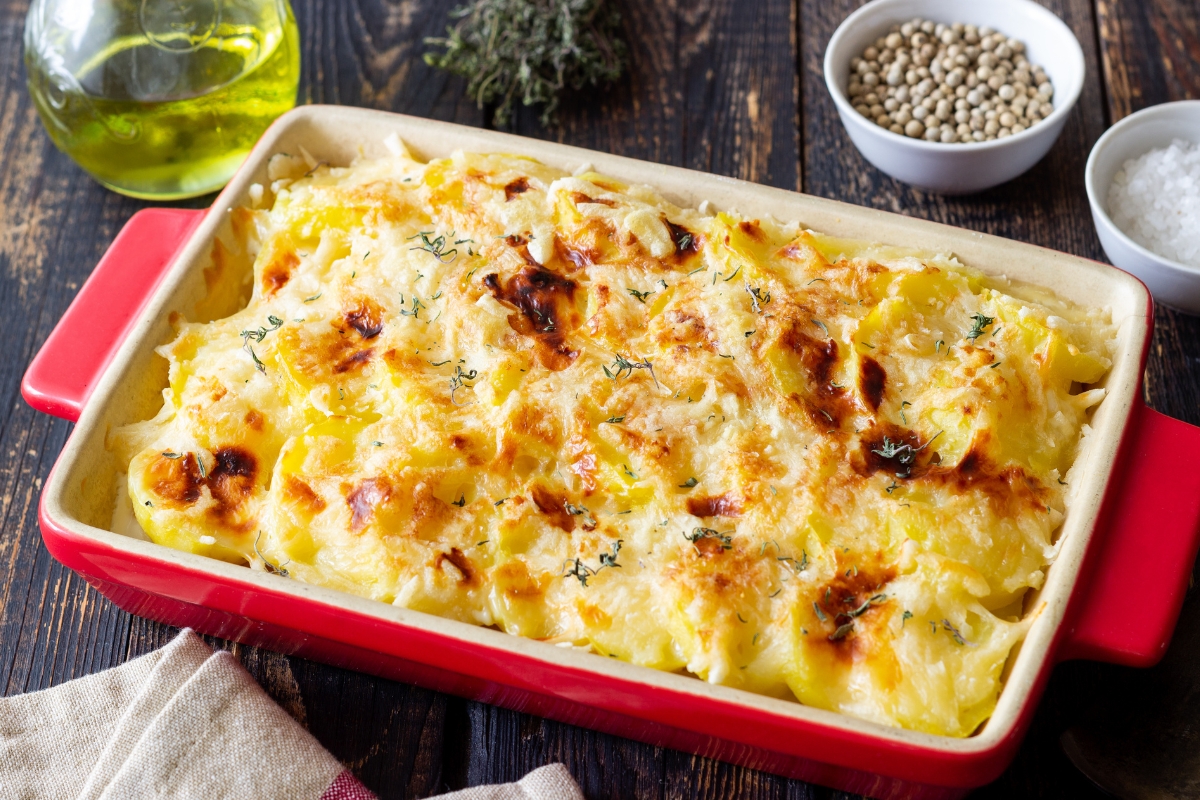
[1107,138,1200,268]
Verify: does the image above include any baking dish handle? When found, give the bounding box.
[22,208,205,423]
[1058,399,1200,667]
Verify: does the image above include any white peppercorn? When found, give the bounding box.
[849,18,1054,143]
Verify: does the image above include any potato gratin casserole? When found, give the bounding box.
[114,142,1114,737]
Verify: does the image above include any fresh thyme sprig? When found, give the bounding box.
[254,531,290,577]
[870,431,943,479]
[399,295,425,318]
[745,283,771,313]
[684,526,733,552]
[450,365,478,405]
[407,230,458,263]
[598,538,623,569]
[562,539,623,586]
[564,501,598,529]
[424,0,627,128]
[941,619,976,646]
[604,353,658,387]
[965,313,995,342]
[240,315,283,373]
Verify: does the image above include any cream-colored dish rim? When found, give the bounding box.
[44,105,1149,758]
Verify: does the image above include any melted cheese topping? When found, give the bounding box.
[114,146,1115,737]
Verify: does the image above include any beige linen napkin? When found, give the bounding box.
[0,630,583,800]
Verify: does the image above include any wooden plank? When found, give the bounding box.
[1095,0,1200,122]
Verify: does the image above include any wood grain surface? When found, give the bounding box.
[0,0,1196,798]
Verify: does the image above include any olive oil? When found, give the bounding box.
[26,1,300,200]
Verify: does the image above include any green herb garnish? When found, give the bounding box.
[685,527,732,551]
[745,283,771,313]
[627,287,655,303]
[966,313,995,342]
[407,230,458,263]
[450,365,478,405]
[829,622,854,641]
[564,501,597,528]
[605,353,658,387]
[942,619,974,646]
[424,0,626,127]
[562,538,623,586]
[871,431,943,479]
[239,315,284,374]
[254,531,290,577]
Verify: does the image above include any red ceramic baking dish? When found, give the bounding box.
[23,106,1200,799]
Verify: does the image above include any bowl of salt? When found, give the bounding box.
[1086,100,1200,314]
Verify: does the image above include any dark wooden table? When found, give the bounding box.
[2,0,1198,797]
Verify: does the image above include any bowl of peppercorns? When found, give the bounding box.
[824,0,1085,194]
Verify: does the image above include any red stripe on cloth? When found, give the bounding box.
[321,769,378,800]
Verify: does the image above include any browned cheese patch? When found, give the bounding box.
[852,421,940,480]
[149,447,258,528]
[282,475,326,514]
[554,216,615,272]
[484,266,582,371]
[345,477,391,531]
[284,326,375,380]
[860,356,887,411]
[436,547,478,586]
[773,315,854,427]
[530,483,576,532]
[151,452,204,505]
[504,176,530,201]
[206,447,258,524]
[569,191,615,207]
[654,307,716,353]
[261,248,299,296]
[495,559,550,601]
[665,219,702,263]
[918,432,1051,517]
[687,493,742,519]
[808,557,897,660]
[344,297,385,339]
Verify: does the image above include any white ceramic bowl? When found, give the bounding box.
[1085,101,1200,315]
[824,0,1085,194]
